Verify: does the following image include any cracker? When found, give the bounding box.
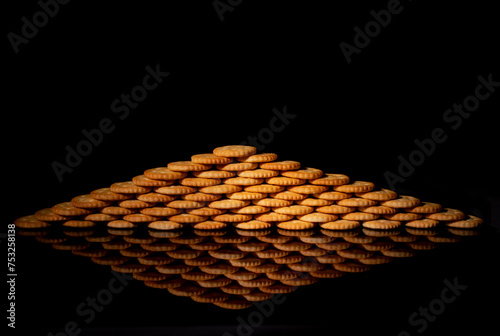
[110,181,152,194]
[445,215,483,228]
[234,220,272,230]
[182,271,218,281]
[259,284,297,294]
[252,198,292,207]
[208,249,248,260]
[61,219,95,228]
[236,153,278,163]
[260,160,301,170]
[405,219,440,228]
[140,207,182,216]
[254,212,294,222]
[229,256,264,266]
[358,256,393,265]
[299,235,335,244]
[226,192,267,200]
[362,219,401,230]
[105,220,135,231]
[269,191,307,200]
[273,205,314,215]
[71,194,111,208]
[211,213,253,222]
[309,173,349,186]
[155,185,197,195]
[182,192,221,202]
[272,254,305,263]
[337,248,374,259]
[380,248,416,258]
[90,188,132,201]
[213,299,253,309]
[143,278,185,289]
[356,188,398,201]
[52,202,93,216]
[123,213,159,223]
[230,205,269,214]
[193,221,228,230]
[167,161,211,172]
[265,176,305,186]
[333,262,371,273]
[184,256,219,266]
[337,197,377,207]
[237,277,275,287]
[208,199,250,209]
[216,162,258,171]
[300,247,328,257]
[286,185,328,194]
[168,214,208,223]
[297,212,337,223]
[404,202,442,214]
[199,263,240,274]
[361,241,395,251]
[167,249,204,259]
[118,200,156,209]
[133,271,169,282]
[383,212,422,221]
[157,264,196,275]
[199,184,242,194]
[132,175,174,187]
[192,170,235,178]
[83,213,118,221]
[280,277,318,286]
[425,208,466,221]
[295,198,333,206]
[276,219,315,230]
[380,195,421,208]
[197,277,232,288]
[358,205,397,214]
[186,207,225,216]
[167,284,207,296]
[14,215,50,228]
[333,181,374,193]
[320,220,360,230]
[310,268,345,279]
[144,167,188,180]
[253,248,289,258]
[244,184,284,193]
[314,191,352,201]
[340,212,379,221]
[281,167,323,179]
[243,292,274,302]
[165,200,206,209]
[191,153,232,164]
[234,242,270,252]
[273,241,312,252]
[34,208,70,221]
[213,145,257,157]
[179,177,221,187]
[137,192,177,203]
[223,177,264,186]
[315,205,355,214]
[237,169,279,178]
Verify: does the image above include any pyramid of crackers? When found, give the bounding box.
[15,145,482,231]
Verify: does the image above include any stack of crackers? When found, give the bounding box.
[14,145,483,231]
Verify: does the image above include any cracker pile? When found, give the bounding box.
[14,145,482,231]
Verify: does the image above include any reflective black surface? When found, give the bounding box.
[13,221,499,335]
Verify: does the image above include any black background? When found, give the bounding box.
[4,0,499,335]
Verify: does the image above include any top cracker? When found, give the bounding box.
[213,145,257,158]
